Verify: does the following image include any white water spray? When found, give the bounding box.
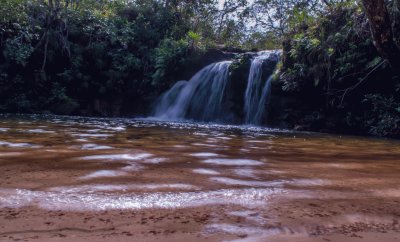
[153,61,232,121]
[244,50,280,125]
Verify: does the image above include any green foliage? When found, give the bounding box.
[3,37,33,66]
[0,0,214,113]
[187,30,208,50]
[0,0,269,115]
[273,1,400,137]
[242,32,280,50]
[363,94,400,137]
[152,38,189,89]
[280,4,375,96]
[188,31,201,42]
[288,7,314,30]
[0,0,27,24]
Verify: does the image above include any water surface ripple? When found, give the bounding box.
[1,114,400,241]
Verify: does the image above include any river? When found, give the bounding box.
[0,114,400,241]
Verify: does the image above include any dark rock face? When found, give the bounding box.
[174,49,237,82]
[226,53,253,122]
[79,98,123,117]
[267,77,331,132]
[262,57,279,77]
[49,99,80,116]
[266,79,369,135]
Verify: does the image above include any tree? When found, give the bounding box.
[248,0,350,40]
[361,0,400,68]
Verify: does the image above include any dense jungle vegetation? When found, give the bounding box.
[0,0,399,138]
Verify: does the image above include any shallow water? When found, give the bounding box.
[1,114,400,241]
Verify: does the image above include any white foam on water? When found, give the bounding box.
[191,153,220,157]
[0,141,41,148]
[140,184,199,190]
[80,170,127,180]
[142,158,168,164]
[193,143,220,147]
[289,179,330,186]
[194,132,209,136]
[75,138,89,142]
[121,162,144,172]
[81,144,113,150]
[262,170,285,175]
[205,223,281,241]
[108,126,125,131]
[210,177,283,187]
[323,163,365,170]
[0,187,285,211]
[216,136,232,140]
[72,133,113,138]
[79,153,153,161]
[249,146,263,149]
[202,159,263,166]
[193,168,221,175]
[206,223,266,234]
[233,168,256,178]
[49,184,199,193]
[206,138,219,143]
[26,129,54,133]
[0,128,9,132]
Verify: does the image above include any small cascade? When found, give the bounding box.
[153,61,232,121]
[153,81,187,118]
[244,50,280,125]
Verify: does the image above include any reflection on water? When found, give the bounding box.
[0,114,400,240]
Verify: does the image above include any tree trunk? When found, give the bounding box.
[392,0,400,48]
[361,0,400,68]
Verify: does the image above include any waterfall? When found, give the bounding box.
[152,50,280,125]
[244,50,279,125]
[153,80,187,118]
[153,61,232,122]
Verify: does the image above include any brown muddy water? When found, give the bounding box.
[0,114,400,242]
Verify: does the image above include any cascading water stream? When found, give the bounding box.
[152,50,280,125]
[153,61,232,122]
[244,51,280,125]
